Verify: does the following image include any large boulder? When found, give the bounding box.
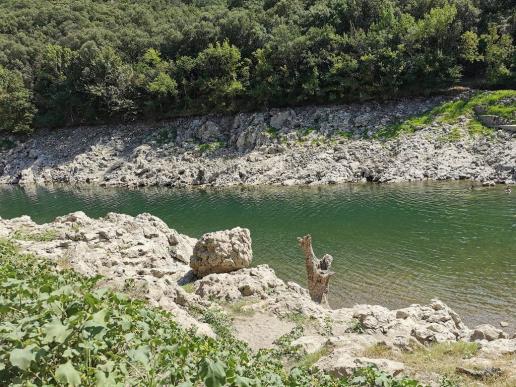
[190,227,252,277]
[195,265,283,301]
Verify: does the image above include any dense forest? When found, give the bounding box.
[0,0,514,133]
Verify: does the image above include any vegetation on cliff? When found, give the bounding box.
[0,0,514,133]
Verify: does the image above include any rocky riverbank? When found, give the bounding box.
[1,93,514,187]
[1,212,514,385]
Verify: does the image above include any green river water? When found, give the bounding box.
[0,182,514,328]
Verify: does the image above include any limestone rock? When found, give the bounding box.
[478,338,516,357]
[270,109,295,130]
[315,350,404,377]
[471,324,508,342]
[190,227,252,277]
[352,305,393,332]
[196,120,224,143]
[195,265,282,301]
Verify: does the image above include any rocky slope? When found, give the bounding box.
[1,212,514,385]
[1,94,514,187]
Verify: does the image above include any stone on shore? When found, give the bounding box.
[470,324,508,342]
[315,349,404,377]
[190,227,252,277]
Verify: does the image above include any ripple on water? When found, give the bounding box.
[0,181,514,328]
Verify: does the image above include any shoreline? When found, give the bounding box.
[1,95,514,188]
[0,211,514,384]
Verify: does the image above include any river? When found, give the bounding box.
[0,181,514,328]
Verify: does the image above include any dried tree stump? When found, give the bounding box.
[297,234,335,307]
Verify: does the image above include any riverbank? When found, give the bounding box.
[1,211,514,385]
[1,92,515,187]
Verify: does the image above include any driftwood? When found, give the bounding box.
[297,234,335,306]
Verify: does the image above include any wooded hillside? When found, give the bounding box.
[0,0,514,133]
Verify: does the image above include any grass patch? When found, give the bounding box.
[360,341,512,386]
[226,298,257,317]
[11,228,58,242]
[362,342,392,358]
[198,140,224,153]
[296,346,332,368]
[181,282,196,294]
[374,90,515,139]
[300,127,315,136]
[485,104,516,120]
[468,120,493,137]
[284,311,309,326]
[336,130,353,139]
[346,318,365,334]
[441,126,462,142]
[264,126,280,139]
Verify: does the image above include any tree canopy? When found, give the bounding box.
[0,0,514,133]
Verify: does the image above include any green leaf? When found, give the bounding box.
[91,308,109,323]
[127,347,149,368]
[95,369,119,386]
[235,375,254,387]
[9,347,35,370]
[43,319,71,344]
[55,360,82,386]
[200,359,226,387]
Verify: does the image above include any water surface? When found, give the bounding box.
[0,182,514,328]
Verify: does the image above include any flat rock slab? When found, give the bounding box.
[232,312,295,352]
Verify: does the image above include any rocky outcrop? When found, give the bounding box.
[0,212,214,336]
[190,227,252,277]
[1,94,514,188]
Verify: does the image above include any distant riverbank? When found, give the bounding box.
[1,93,515,188]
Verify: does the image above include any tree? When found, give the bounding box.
[297,234,335,307]
[135,48,177,115]
[0,66,36,133]
[76,42,136,121]
[191,41,246,109]
[481,26,514,84]
[34,44,77,127]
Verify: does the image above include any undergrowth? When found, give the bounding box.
[0,239,427,386]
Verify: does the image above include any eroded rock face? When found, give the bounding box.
[1,93,514,188]
[196,265,282,300]
[190,227,252,277]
